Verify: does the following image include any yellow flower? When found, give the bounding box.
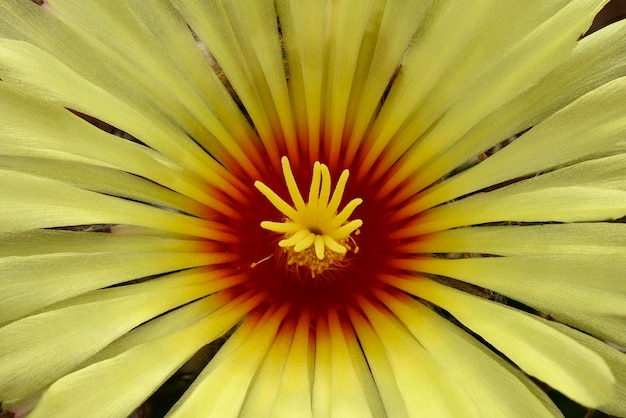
[0,0,625,417]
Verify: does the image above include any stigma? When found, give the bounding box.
[255,157,363,277]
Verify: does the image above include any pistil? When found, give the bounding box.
[255,157,363,276]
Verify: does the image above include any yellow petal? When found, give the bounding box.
[414,77,626,212]
[0,38,242,194]
[396,155,626,236]
[167,305,290,418]
[0,229,201,257]
[270,313,314,417]
[327,308,383,417]
[393,255,626,317]
[0,83,234,214]
[357,297,478,417]
[0,170,236,242]
[361,0,585,180]
[240,319,295,418]
[409,18,626,196]
[1,251,232,324]
[172,0,295,163]
[47,0,262,177]
[344,0,433,162]
[0,270,219,401]
[407,223,626,256]
[348,309,409,418]
[27,291,260,418]
[542,320,626,417]
[378,290,562,417]
[241,312,313,418]
[0,156,205,217]
[380,0,608,198]
[390,279,615,408]
[85,283,241,365]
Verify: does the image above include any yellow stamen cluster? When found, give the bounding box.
[255,157,363,277]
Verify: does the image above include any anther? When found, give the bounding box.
[255,157,363,276]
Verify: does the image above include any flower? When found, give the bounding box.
[1,0,625,417]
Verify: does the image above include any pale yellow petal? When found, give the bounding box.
[0,270,217,401]
[359,0,496,175]
[387,279,614,408]
[392,255,626,318]
[240,319,295,418]
[395,155,626,236]
[326,309,381,417]
[378,290,562,417]
[344,0,433,161]
[27,291,260,418]
[312,316,332,418]
[360,0,577,179]
[274,0,326,160]
[408,18,626,195]
[1,250,233,324]
[166,305,290,418]
[348,309,409,418]
[171,0,294,164]
[0,170,236,242]
[378,0,608,197]
[270,313,313,417]
[357,297,478,417]
[542,320,626,416]
[406,223,626,256]
[46,0,262,177]
[0,38,242,194]
[322,0,375,166]
[0,83,234,214]
[0,229,202,257]
[0,156,205,217]
[2,0,262,179]
[414,77,626,212]
[87,288,259,370]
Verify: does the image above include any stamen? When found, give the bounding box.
[255,157,363,276]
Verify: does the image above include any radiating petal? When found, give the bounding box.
[377,290,563,416]
[0,170,236,242]
[542,320,626,417]
[171,0,295,164]
[406,19,626,195]
[363,0,602,183]
[0,83,233,214]
[387,0,607,184]
[343,0,433,162]
[50,0,263,178]
[392,255,626,317]
[357,297,478,417]
[413,77,626,212]
[0,156,205,217]
[240,312,313,418]
[0,270,219,401]
[239,319,294,418]
[270,313,313,417]
[395,155,626,235]
[404,223,626,256]
[321,0,376,166]
[0,229,203,257]
[0,38,243,194]
[386,279,614,407]
[1,251,233,324]
[166,305,290,418]
[348,309,409,418]
[27,291,262,418]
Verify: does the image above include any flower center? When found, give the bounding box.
[254,157,363,277]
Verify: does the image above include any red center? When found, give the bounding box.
[209,156,402,317]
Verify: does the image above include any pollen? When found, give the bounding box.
[254,157,363,277]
